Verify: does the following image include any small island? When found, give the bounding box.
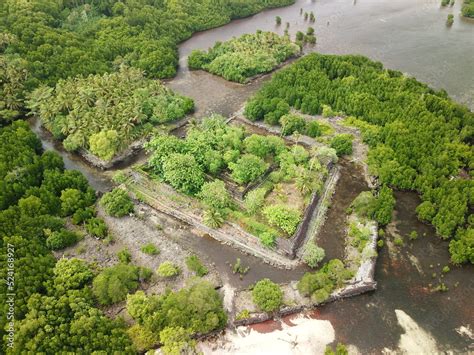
[188,30,300,83]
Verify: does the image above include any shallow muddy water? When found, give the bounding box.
[31,0,473,352]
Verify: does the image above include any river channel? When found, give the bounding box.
[30,0,473,352]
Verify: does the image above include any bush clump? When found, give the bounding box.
[185,255,209,277]
[279,114,306,136]
[263,205,301,236]
[302,243,326,268]
[85,217,108,238]
[141,243,160,255]
[157,261,180,278]
[229,154,268,185]
[297,259,353,302]
[252,278,283,312]
[92,264,141,305]
[330,134,353,156]
[46,230,78,250]
[100,188,134,217]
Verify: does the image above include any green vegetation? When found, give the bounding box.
[441,0,450,6]
[0,122,133,352]
[101,188,134,217]
[236,309,251,320]
[244,53,473,264]
[446,14,454,25]
[229,154,268,185]
[252,278,283,312]
[0,0,296,97]
[185,255,209,277]
[232,258,250,275]
[350,187,396,226]
[330,134,353,156]
[263,204,302,236]
[145,115,325,242]
[126,281,227,350]
[157,261,180,278]
[92,263,143,305]
[85,217,108,238]
[280,113,307,135]
[325,343,349,355]
[409,230,419,240]
[462,0,474,17]
[302,243,326,268]
[118,248,133,264]
[348,221,372,252]
[46,229,79,250]
[28,67,193,161]
[160,327,196,355]
[188,31,299,83]
[298,259,353,303]
[141,243,160,256]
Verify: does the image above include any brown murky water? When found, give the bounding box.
[30,0,473,352]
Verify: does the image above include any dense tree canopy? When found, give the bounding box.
[0,0,295,95]
[244,53,473,264]
[188,30,299,83]
[0,122,132,352]
[126,281,227,350]
[27,66,194,161]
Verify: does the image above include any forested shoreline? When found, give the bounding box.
[244,53,473,264]
[1,0,473,353]
[0,0,295,121]
[1,1,298,353]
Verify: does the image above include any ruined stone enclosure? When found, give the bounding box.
[123,116,342,269]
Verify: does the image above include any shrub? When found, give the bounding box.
[330,134,353,156]
[236,309,251,320]
[185,255,208,277]
[60,188,91,216]
[297,259,353,299]
[263,205,301,235]
[117,248,132,264]
[157,261,180,278]
[141,243,160,255]
[244,188,267,215]
[203,209,225,228]
[394,236,404,246]
[321,104,335,118]
[127,324,159,353]
[162,153,205,195]
[112,171,128,184]
[314,146,338,165]
[408,231,418,240]
[46,230,78,250]
[72,206,95,225]
[244,134,272,158]
[92,264,140,305]
[305,120,322,137]
[160,326,196,355]
[252,278,283,312]
[279,114,306,135]
[188,50,210,70]
[302,243,326,268]
[229,154,268,185]
[198,180,231,211]
[85,217,108,238]
[259,232,277,248]
[126,281,227,336]
[100,188,134,217]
